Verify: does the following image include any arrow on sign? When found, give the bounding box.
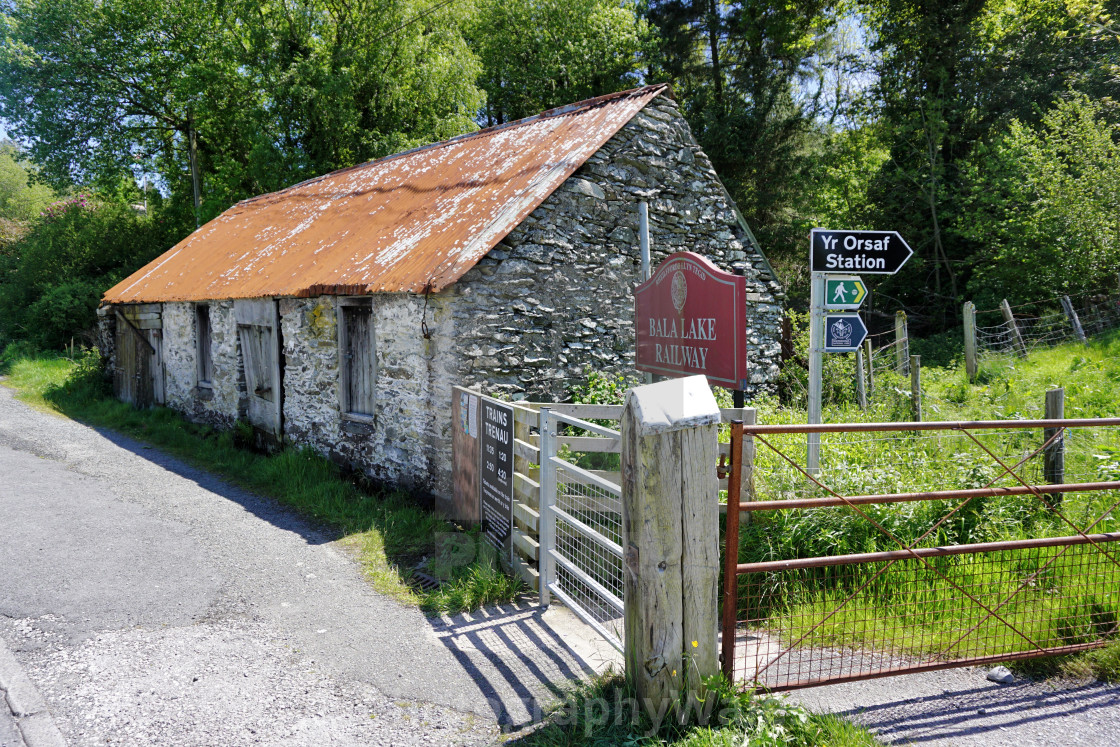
[823,313,869,353]
[811,229,913,275]
[824,275,867,310]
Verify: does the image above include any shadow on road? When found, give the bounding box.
[427,601,601,731]
[83,423,339,547]
[833,679,1120,744]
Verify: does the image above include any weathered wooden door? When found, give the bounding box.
[234,299,282,438]
[113,304,164,408]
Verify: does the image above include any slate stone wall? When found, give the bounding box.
[161,300,242,427]
[451,92,784,404]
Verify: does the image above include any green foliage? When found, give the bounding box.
[0,195,180,349]
[0,0,484,216]
[570,371,637,408]
[421,537,526,614]
[0,141,54,221]
[958,93,1120,306]
[775,311,856,408]
[469,0,650,124]
[861,0,1120,327]
[645,1,840,258]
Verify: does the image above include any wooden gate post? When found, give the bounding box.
[855,348,868,411]
[963,301,978,382]
[1044,388,1066,507]
[910,355,922,422]
[621,375,721,709]
[1061,295,1088,345]
[864,337,874,396]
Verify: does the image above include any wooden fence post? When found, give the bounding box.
[895,311,909,374]
[855,347,868,411]
[622,375,721,709]
[864,337,874,396]
[963,301,978,382]
[1000,299,1028,357]
[910,355,922,422]
[1060,295,1088,345]
[1044,388,1065,507]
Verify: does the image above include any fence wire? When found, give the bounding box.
[726,422,1120,691]
[978,294,1120,358]
[733,540,1120,690]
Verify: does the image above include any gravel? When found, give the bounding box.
[0,383,591,745]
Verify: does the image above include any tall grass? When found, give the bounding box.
[731,329,1120,670]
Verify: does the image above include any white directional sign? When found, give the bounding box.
[811,229,913,275]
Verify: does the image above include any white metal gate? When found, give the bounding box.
[538,408,625,651]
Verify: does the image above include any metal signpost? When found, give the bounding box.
[807,230,912,472]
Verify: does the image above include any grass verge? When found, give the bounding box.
[0,347,523,613]
[505,673,881,747]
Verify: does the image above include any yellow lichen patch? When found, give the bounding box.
[307,302,335,339]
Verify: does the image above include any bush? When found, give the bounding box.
[0,194,186,350]
[776,311,857,408]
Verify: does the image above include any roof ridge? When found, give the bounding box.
[232,83,669,210]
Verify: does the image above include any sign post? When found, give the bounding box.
[807,230,912,473]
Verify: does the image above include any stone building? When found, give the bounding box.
[99,84,783,502]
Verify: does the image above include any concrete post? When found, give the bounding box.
[621,375,721,709]
[963,301,978,382]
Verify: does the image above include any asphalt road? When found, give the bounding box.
[0,383,596,745]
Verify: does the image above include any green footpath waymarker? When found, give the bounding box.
[823,275,867,310]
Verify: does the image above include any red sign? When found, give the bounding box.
[635,252,748,389]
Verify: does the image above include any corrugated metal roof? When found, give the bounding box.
[104,84,669,304]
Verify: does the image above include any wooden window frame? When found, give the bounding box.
[337,297,376,424]
[196,303,213,389]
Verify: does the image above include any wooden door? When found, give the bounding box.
[113,305,163,407]
[234,299,282,438]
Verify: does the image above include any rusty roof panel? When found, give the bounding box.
[104,84,669,304]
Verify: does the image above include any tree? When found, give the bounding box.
[0,0,484,221]
[469,0,650,124]
[958,94,1120,306]
[863,0,1120,326]
[0,194,180,349]
[0,142,55,222]
[644,1,839,259]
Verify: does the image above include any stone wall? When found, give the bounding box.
[101,91,784,503]
[451,91,784,403]
[279,293,459,493]
[160,301,243,426]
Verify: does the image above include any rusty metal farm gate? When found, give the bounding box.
[721,417,1120,691]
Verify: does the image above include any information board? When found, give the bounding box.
[479,398,514,552]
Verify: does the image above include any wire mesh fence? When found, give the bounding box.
[541,409,625,650]
[977,292,1120,358]
[551,468,624,645]
[723,420,1120,691]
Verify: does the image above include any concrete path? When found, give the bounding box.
[0,383,600,745]
[790,665,1120,746]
